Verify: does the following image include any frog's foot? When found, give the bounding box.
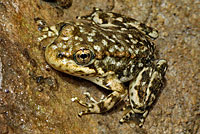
[34,17,61,41]
[71,96,105,116]
[119,110,134,124]
[71,96,97,116]
[121,98,131,111]
[119,110,148,127]
[72,91,126,116]
[73,92,105,105]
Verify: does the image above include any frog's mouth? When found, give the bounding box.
[45,43,96,76]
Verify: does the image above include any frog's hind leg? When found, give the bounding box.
[120,60,167,127]
[76,7,102,20]
[119,108,148,127]
[124,18,159,39]
[77,7,159,40]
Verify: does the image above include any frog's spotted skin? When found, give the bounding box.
[36,8,167,127]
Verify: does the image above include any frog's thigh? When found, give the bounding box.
[72,76,127,116]
[119,67,152,126]
[120,60,167,127]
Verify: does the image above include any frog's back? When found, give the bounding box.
[72,21,155,82]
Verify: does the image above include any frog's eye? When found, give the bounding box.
[73,49,94,65]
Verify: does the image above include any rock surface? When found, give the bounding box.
[0,0,199,134]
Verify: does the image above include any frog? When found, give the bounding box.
[35,7,167,127]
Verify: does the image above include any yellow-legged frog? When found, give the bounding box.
[36,7,167,127]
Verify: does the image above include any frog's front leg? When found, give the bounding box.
[72,75,127,116]
[120,60,167,127]
[35,18,64,41]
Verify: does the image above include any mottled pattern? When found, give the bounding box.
[36,8,167,127]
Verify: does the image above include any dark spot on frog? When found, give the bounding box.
[57,53,69,59]
[57,53,64,58]
[141,69,150,82]
[76,70,87,74]
[134,85,141,91]
[98,13,109,24]
[131,99,137,108]
[130,92,133,96]
[112,20,126,27]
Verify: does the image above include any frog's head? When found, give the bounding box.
[45,24,96,77]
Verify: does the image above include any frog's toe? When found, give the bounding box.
[78,111,84,117]
[71,97,79,102]
[120,110,134,123]
[34,17,48,32]
[138,119,145,127]
[119,118,125,124]
[83,92,97,103]
[78,109,93,117]
[71,96,97,115]
[120,110,145,127]
[71,97,90,107]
